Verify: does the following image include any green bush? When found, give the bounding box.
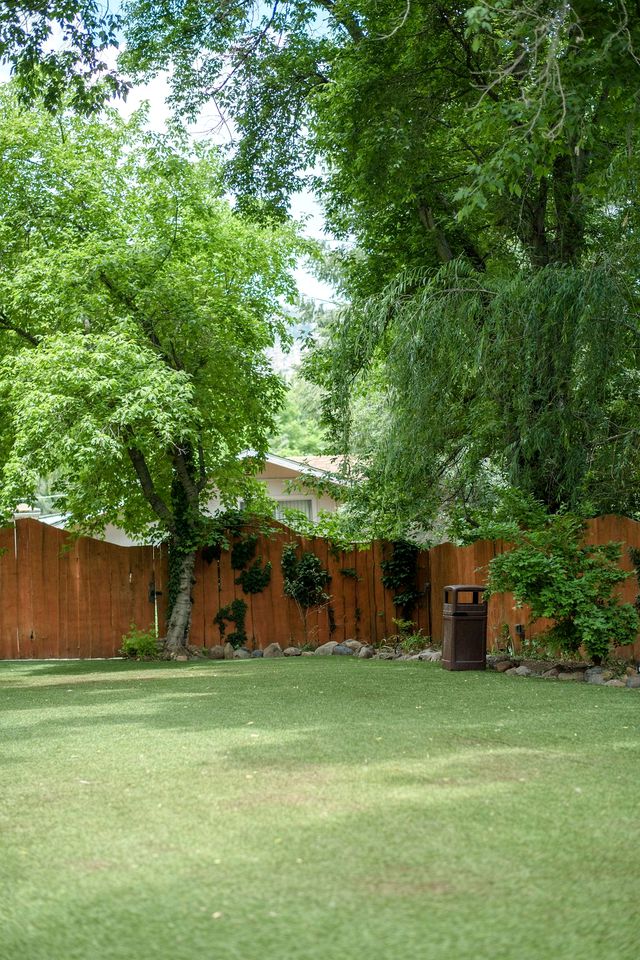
[120,625,159,659]
[486,512,639,663]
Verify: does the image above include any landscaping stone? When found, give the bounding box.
[223,642,235,660]
[234,648,251,659]
[251,649,263,658]
[332,643,354,655]
[585,666,612,685]
[315,641,339,656]
[344,640,363,652]
[541,668,559,678]
[515,665,532,677]
[625,676,640,688]
[209,645,225,660]
[358,646,374,659]
[505,667,520,676]
[557,671,585,682]
[374,651,395,660]
[263,642,283,658]
[495,660,515,672]
[283,646,302,656]
[302,651,315,656]
[606,679,626,687]
[175,653,189,662]
[419,649,442,662]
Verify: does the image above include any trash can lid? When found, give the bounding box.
[444,584,487,592]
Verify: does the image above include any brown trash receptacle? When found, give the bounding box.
[442,585,487,671]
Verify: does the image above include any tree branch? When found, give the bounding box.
[417,204,454,263]
[315,0,364,44]
[0,309,40,346]
[127,446,176,533]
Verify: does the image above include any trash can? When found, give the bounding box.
[442,584,487,670]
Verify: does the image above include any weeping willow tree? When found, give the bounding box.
[309,258,640,532]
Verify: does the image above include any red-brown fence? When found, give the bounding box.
[1,515,639,659]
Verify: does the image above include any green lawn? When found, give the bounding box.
[1,658,638,960]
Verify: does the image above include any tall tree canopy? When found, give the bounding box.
[122,1,640,531]
[0,91,299,652]
[0,2,125,109]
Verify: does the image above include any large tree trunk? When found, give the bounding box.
[165,549,196,657]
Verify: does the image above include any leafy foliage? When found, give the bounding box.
[380,541,421,613]
[120,624,159,660]
[484,512,639,663]
[0,2,126,110]
[121,1,640,524]
[281,543,331,611]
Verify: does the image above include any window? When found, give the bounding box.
[274,499,313,520]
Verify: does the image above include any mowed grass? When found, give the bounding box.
[1,659,638,960]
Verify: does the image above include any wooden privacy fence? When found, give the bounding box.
[1,514,639,659]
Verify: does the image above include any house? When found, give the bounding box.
[31,452,346,546]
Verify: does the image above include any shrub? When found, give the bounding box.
[120,625,159,659]
[486,512,639,663]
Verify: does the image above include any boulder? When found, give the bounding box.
[209,645,225,660]
[358,646,374,659]
[374,651,395,660]
[558,671,585,682]
[283,646,302,657]
[251,649,264,658]
[234,648,251,659]
[515,665,532,677]
[315,641,339,656]
[223,642,235,660]
[344,640,363,653]
[332,643,354,655]
[626,676,640,688]
[606,679,626,687]
[495,661,514,673]
[505,667,520,676]
[541,668,559,678]
[302,651,315,657]
[263,642,283,658]
[175,654,189,662]
[585,666,606,685]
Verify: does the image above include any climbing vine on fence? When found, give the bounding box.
[214,598,248,648]
[380,540,421,614]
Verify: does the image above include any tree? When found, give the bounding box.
[121,1,640,526]
[0,90,299,655]
[0,2,125,110]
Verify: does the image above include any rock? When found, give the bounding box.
[374,651,395,660]
[223,642,235,661]
[558,671,585,682]
[187,644,204,657]
[175,654,189,662]
[283,646,302,656]
[515,665,532,677]
[541,668,559,678]
[495,660,515,673]
[263,642,283,658]
[234,648,251,659]
[606,679,626,687]
[209,645,225,660]
[585,666,606,685]
[626,666,637,677]
[358,646,374,659]
[505,667,520,676]
[407,654,422,661]
[418,649,441,662]
[626,676,640,688]
[344,640,363,652]
[315,641,339,656]
[251,649,263,658]
[302,651,315,657]
[332,643,354,655]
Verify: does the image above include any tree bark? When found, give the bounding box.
[165,549,196,656]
